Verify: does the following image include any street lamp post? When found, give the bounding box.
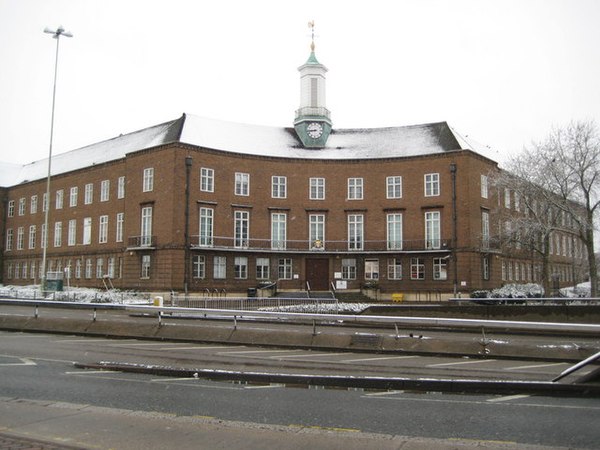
[41,26,72,292]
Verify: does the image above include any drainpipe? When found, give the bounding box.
[184,156,192,294]
[450,163,458,296]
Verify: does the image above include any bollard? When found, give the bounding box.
[394,323,400,340]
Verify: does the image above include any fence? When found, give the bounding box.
[0,287,151,304]
[170,294,339,313]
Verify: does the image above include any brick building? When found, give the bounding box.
[0,44,586,298]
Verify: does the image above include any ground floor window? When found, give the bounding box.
[256,257,270,280]
[234,256,248,279]
[342,258,356,280]
[388,258,402,280]
[364,259,379,280]
[482,256,490,280]
[433,258,447,280]
[192,255,205,279]
[214,256,226,279]
[410,257,424,280]
[278,258,292,280]
[141,255,151,278]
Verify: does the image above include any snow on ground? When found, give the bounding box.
[259,303,373,314]
[0,284,151,304]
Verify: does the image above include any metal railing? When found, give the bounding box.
[127,235,156,248]
[190,236,453,253]
[169,295,339,313]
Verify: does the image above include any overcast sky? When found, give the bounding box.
[1,0,599,166]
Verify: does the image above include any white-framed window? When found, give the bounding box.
[41,224,47,249]
[433,257,448,280]
[75,259,82,279]
[200,168,214,192]
[54,222,62,247]
[347,178,363,200]
[22,262,27,279]
[141,254,151,278]
[42,193,48,212]
[481,174,488,199]
[234,172,249,196]
[199,207,214,247]
[99,215,108,244]
[28,225,36,249]
[271,213,287,250]
[388,258,402,280]
[504,188,511,209]
[482,256,490,281]
[256,257,270,279]
[425,211,441,249]
[84,183,93,204]
[68,219,76,246]
[365,259,379,280]
[14,263,19,279]
[234,210,249,248]
[348,214,363,250]
[30,261,36,279]
[271,176,287,198]
[116,213,124,242]
[7,263,13,279]
[278,258,292,280]
[234,256,248,279]
[6,229,13,251]
[85,258,93,279]
[100,180,110,202]
[107,257,115,278]
[309,177,325,200]
[411,257,425,280]
[213,256,226,279]
[192,255,206,279]
[481,210,490,249]
[386,213,403,250]
[8,200,14,217]
[424,173,440,197]
[56,189,64,209]
[17,226,24,250]
[143,168,154,192]
[30,195,38,214]
[309,214,325,250]
[118,176,126,199]
[342,258,356,280]
[141,206,153,246]
[386,176,402,199]
[96,258,104,278]
[83,217,92,245]
[18,197,25,216]
[70,187,78,207]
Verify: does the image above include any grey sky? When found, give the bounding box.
[1,0,599,166]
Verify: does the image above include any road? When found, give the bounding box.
[1,331,600,449]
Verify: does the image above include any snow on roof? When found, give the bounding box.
[0,113,467,187]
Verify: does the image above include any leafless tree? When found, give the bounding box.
[503,120,600,297]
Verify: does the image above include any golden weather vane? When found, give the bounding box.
[308,20,315,52]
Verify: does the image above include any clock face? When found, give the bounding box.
[307,122,323,139]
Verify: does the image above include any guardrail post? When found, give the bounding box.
[93,308,97,322]
[312,319,317,336]
[34,304,39,319]
[479,327,490,355]
[158,311,162,327]
[394,323,400,339]
[233,315,237,330]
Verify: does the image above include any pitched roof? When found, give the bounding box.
[0,114,467,187]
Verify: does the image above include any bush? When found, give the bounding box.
[490,283,544,298]
[470,290,490,299]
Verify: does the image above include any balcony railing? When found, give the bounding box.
[295,107,331,120]
[191,236,452,253]
[128,235,157,249]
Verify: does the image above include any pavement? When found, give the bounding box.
[0,397,576,450]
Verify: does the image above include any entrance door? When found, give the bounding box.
[305,258,329,291]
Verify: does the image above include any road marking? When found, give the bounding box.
[427,359,497,368]
[364,390,405,396]
[53,338,119,343]
[159,345,241,351]
[64,370,121,375]
[0,356,36,366]
[487,394,531,403]
[244,384,285,389]
[109,342,173,347]
[272,352,347,359]
[341,355,418,363]
[218,349,296,355]
[505,362,568,370]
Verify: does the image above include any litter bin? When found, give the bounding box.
[153,296,164,307]
[247,288,257,298]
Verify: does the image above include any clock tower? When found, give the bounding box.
[294,21,332,148]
